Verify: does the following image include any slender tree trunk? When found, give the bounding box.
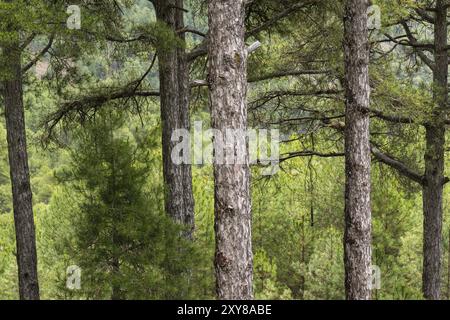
[422,125,444,300]
[343,0,372,300]
[299,215,306,299]
[208,0,253,300]
[422,0,447,300]
[2,42,40,300]
[110,156,122,300]
[154,0,195,239]
[447,228,450,300]
[111,253,122,300]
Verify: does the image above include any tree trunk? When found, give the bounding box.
[154,0,195,239]
[422,125,444,300]
[447,228,450,300]
[422,0,447,300]
[343,0,372,300]
[111,255,122,300]
[2,42,40,300]
[208,0,253,300]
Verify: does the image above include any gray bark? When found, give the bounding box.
[208,0,253,300]
[154,0,195,238]
[343,0,372,300]
[448,228,450,300]
[2,42,40,300]
[422,0,447,300]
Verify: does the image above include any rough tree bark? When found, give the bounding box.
[422,0,447,300]
[110,155,123,300]
[208,0,253,300]
[448,228,450,300]
[2,42,40,300]
[154,0,195,238]
[343,0,372,300]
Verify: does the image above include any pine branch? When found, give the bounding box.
[370,144,424,185]
[22,34,55,73]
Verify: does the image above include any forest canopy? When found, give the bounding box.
[0,0,449,301]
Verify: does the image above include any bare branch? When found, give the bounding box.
[371,145,424,184]
[22,34,55,73]
[279,150,344,163]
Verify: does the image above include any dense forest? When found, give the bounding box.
[0,0,450,301]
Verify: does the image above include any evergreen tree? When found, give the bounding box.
[51,110,200,299]
[343,0,372,300]
[208,0,253,300]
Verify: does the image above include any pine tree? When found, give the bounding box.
[208,0,253,300]
[153,0,195,238]
[53,110,199,299]
[343,0,372,300]
[1,0,43,299]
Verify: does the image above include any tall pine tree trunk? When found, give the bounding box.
[2,42,40,300]
[422,125,444,299]
[343,0,372,300]
[422,0,447,300]
[208,0,253,300]
[154,0,195,238]
[447,228,450,300]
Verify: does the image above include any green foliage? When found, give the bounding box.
[0,0,450,301]
[0,212,17,299]
[36,110,205,299]
[303,228,344,300]
[0,122,11,214]
[254,250,292,299]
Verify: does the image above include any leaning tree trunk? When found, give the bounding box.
[447,228,450,300]
[343,0,372,300]
[208,0,253,300]
[2,42,40,300]
[422,0,447,300]
[154,0,195,239]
